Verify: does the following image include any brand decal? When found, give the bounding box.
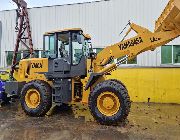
[119,37,143,50]
[32,63,43,68]
[150,37,161,43]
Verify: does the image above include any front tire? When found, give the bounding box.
[89,80,131,125]
[21,80,52,117]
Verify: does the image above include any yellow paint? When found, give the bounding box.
[0,69,10,81]
[25,89,40,109]
[155,0,180,32]
[97,92,120,116]
[108,68,180,104]
[94,0,180,73]
[13,58,51,84]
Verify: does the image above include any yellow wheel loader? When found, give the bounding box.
[5,0,180,125]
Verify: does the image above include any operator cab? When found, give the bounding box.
[43,28,92,79]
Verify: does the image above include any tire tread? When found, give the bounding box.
[89,79,131,125]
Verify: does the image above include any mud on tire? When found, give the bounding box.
[21,80,52,117]
[89,80,131,125]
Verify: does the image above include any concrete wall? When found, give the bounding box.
[108,68,180,104]
[0,0,180,67]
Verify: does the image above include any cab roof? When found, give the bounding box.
[44,28,91,39]
[44,28,82,35]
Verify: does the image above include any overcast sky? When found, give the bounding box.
[0,0,97,11]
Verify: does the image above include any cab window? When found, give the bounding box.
[49,36,55,53]
[44,35,55,58]
[72,33,84,65]
[57,33,70,58]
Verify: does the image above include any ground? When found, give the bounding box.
[0,102,180,140]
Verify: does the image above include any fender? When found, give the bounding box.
[85,72,104,90]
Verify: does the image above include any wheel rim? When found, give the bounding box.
[25,89,41,109]
[97,92,120,117]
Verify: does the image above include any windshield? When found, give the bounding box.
[58,33,70,58]
[72,33,84,65]
[42,32,92,61]
[72,33,92,65]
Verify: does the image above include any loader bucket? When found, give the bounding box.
[155,0,180,32]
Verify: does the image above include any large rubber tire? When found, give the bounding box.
[108,79,131,118]
[110,79,127,91]
[89,80,131,125]
[21,80,52,117]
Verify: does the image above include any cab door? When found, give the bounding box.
[53,32,71,73]
[70,32,87,78]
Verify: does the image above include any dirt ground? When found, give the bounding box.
[0,102,180,140]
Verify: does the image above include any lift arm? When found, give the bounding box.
[94,0,180,74]
[85,0,180,90]
[10,0,34,78]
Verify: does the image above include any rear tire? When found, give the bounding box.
[89,80,131,125]
[21,80,52,117]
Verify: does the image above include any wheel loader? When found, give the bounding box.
[4,0,180,125]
